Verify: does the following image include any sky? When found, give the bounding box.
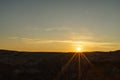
[0,0,120,52]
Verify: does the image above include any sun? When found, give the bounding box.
[76,47,82,52]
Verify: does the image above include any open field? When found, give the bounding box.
[0,50,120,80]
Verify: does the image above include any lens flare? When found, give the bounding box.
[76,47,82,52]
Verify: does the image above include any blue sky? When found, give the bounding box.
[0,0,120,52]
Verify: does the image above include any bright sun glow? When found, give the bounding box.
[76,47,82,52]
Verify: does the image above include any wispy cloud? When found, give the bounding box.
[21,38,84,44]
[44,27,72,31]
[9,37,120,47]
[9,37,19,40]
[10,37,83,44]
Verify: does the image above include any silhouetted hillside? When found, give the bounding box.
[0,50,120,80]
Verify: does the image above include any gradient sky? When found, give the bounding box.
[0,0,120,52]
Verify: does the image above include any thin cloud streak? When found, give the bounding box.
[44,27,72,31]
[21,38,83,44]
[10,37,120,46]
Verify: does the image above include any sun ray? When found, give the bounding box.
[77,52,95,80]
[54,48,95,80]
[81,53,94,67]
[54,53,77,80]
[78,53,81,80]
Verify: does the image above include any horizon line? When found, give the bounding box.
[0,49,120,53]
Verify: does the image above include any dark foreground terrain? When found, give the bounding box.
[0,50,120,80]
